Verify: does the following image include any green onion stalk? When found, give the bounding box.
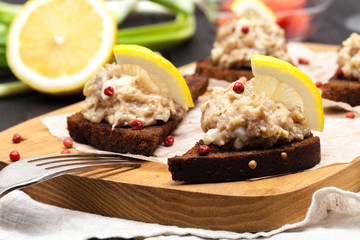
[0,0,196,97]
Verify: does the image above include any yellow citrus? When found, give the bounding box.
[6,0,117,95]
[231,0,276,22]
[113,44,194,108]
[251,54,324,132]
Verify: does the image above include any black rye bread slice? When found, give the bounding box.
[168,136,320,183]
[321,74,360,106]
[195,58,254,82]
[67,73,209,156]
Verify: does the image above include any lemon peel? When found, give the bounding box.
[251,54,324,132]
[113,44,194,108]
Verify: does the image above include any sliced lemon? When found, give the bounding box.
[113,44,194,108]
[231,0,276,22]
[6,0,117,95]
[251,54,324,132]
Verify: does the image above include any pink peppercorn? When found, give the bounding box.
[164,135,174,146]
[233,81,245,94]
[336,68,343,77]
[198,145,210,156]
[61,149,71,154]
[104,86,114,96]
[63,138,73,148]
[241,25,249,34]
[9,150,20,161]
[12,133,22,143]
[345,112,355,119]
[298,58,309,65]
[315,81,323,88]
[131,119,143,130]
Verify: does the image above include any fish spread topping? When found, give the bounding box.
[201,78,311,150]
[337,33,360,80]
[81,63,186,128]
[211,18,290,69]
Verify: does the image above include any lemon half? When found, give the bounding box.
[113,44,194,108]
[6,0,117,95]
[231,0,276,22]
[251,54,324,132]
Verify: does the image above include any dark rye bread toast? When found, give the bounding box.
[67,73,209,156]
[195,58,254,82]
[321,75,360,106]
[168,136,320,183]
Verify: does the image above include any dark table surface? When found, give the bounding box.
[1,0,360,132]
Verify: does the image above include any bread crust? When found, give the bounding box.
[67,74,209,156]
[195,58,254,82]
[322,75,360,106]
[168,136,321,183]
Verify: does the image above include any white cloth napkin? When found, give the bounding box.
[0,187,360,240]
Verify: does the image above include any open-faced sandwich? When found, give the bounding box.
[67,45,208,156]
[322,33,360,106]
[195,17,291,82]
[168,54,324,183]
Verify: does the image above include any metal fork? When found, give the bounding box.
[0,153,142,198]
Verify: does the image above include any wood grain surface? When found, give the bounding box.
[1,43,359,233]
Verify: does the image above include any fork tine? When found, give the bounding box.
[39,160,141,181]
[27,153,151,163]
[44,160,141,170]
[0,161,140,198]
[0,153,142,198]
[35,156,137,167]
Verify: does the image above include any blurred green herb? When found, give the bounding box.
[0,0,196,97]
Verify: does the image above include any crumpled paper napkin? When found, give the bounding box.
[41,112,360,170]
[41,42,360,168]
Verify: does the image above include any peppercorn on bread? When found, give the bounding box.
[168,136,320,183]
[67,73,209,156]
[168,70,322,183]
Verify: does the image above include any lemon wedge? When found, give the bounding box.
[6,0,117,95]
[251,54,324,132]
[231,0,276,22]
[113,44,194,108]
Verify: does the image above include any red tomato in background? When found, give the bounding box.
[261,0,306,12]
[221,0,234,10]
[276,10,312,39]
[263,0,311,39]
[216,13,239,26]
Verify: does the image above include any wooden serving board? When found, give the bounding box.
[1,43,360,233]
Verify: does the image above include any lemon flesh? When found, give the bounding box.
[6,0,117,95]
[251,54,324,132]
[231,0,276,22]
[113,44,194,108]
